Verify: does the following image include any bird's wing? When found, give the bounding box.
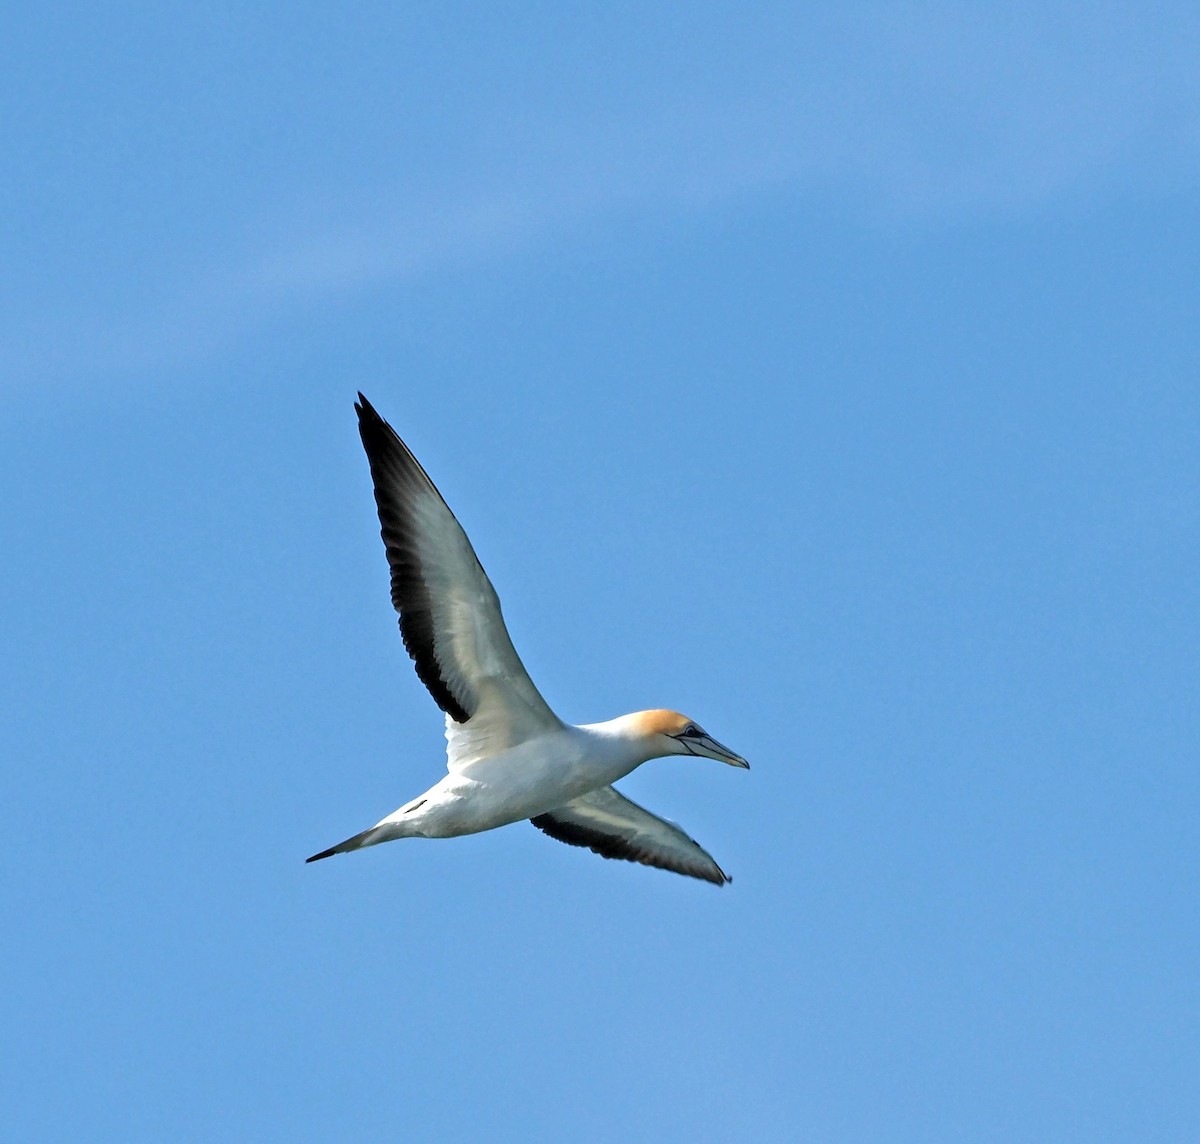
[355,394,561,768]
[531,786,731,885]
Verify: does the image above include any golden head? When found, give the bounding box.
[626,709,749,768]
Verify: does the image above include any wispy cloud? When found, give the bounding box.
[7,5,1198,389]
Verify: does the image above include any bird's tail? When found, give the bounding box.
[305,825,390,863]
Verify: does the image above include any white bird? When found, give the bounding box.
[307,394,748,885]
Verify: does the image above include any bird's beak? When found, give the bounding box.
[691,733,750,769]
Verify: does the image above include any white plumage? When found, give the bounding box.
[307,394,748,885]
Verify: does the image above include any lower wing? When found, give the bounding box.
[531,785,731,886]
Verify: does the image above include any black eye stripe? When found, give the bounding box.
[682,726,702,738]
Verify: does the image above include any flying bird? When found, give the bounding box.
[307,394,748,885]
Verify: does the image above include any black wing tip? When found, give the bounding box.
[305,846,339,863]
[697,864,732,886]
[355,393,412,458]
[355,392,382,425]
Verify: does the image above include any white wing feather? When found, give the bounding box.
[356,395,562,771]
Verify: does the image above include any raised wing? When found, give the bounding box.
[531,786,731,885]
[355,394,561,766]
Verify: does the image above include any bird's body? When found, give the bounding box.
[308,396,748,885]
[330,720,644,841]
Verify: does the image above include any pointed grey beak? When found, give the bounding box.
[687,733,750,769]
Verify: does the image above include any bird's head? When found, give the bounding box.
[630,709,749,768]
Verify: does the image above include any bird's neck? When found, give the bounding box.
[574,714,663,768]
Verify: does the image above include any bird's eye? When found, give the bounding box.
[683,725,702,738]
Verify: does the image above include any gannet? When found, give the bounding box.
[307,394,748,885]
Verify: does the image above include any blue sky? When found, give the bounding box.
[3,5,1198,1141]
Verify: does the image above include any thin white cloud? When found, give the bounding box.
[6,4,1198,389]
